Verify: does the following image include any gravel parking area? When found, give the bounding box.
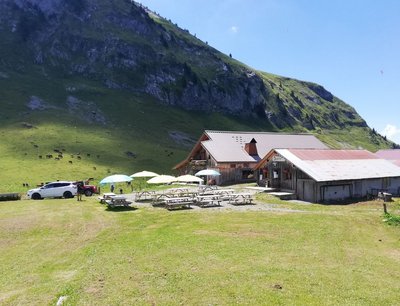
[123,189,305,213]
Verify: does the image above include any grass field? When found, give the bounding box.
[1,194,399,305]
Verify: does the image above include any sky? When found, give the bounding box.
[137,0,400,144]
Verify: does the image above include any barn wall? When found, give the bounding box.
[296,179,316,202]
[317,183,352,202]
[314,177,400,202]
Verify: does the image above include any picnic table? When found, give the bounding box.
[198,185,218,193]
[164,197,194,210]
[105,195,132,208]
[228,193,253,205]
[135,190,155,201]
[213,189,234,200]
[98,193,116,204]
[196,194,222,207]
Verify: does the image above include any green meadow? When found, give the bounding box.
[0,196,399,305]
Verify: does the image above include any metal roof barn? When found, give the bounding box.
[277,149,400,182]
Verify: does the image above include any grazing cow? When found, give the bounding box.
[38,155,42,159]
[33,144,38,148]
[46,154,53,159]
[93,167,97,170]
[87,153,91,157]
[77,156,81,160]
[55,157,60,160]
[70,154,74,158]
[58,154,63,158]
[68,161,73,164]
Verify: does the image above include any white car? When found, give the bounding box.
[27,181,77,200]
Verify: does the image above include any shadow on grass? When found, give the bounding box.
[166,206,193,211]
[105,206,137,212]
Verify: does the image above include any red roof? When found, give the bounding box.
[288,149,378,161]
[375,149,400,160]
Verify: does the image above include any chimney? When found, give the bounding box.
[244,138,258,156]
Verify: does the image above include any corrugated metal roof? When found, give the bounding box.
[202,131,328,163]
[287,149,378,160]
[375,149,400,160]
[276,149,400,182]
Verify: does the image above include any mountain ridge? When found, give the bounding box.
[1,0,370,129]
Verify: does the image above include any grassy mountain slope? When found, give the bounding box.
[0,0,394,192]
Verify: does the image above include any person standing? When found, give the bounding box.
[77,182,84,201]
[110,183,115,193]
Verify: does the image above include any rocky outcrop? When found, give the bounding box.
[0,0,367,130]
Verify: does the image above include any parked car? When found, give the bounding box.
[73,181,98,196]
[27,181,77,200]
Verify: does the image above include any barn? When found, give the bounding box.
[174,130,327,185]
[254,149,400,203]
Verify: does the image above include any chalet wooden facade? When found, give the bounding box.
[254,149,400,203]
[174,130,327,185]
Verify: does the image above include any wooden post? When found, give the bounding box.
[383,203,388,214]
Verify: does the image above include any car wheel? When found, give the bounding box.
[31,193,42,200]
[84,190,93,197]
[63,191,73,199]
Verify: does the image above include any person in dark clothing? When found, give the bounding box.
[77,182,84,201]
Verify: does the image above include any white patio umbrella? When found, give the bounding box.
[195,169,221,176]
[130,170,159,178]
[176,174,204,183]
[99,174,133,185]
[195,169,221,185]
[147,175,176,184]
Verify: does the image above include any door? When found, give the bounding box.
[41,183,56,197]
[271,169,280,188]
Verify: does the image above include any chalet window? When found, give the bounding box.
[230,164,236,168]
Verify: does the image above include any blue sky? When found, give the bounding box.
[137,0,400,144]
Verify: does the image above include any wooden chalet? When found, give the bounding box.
[173,130,327,185]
